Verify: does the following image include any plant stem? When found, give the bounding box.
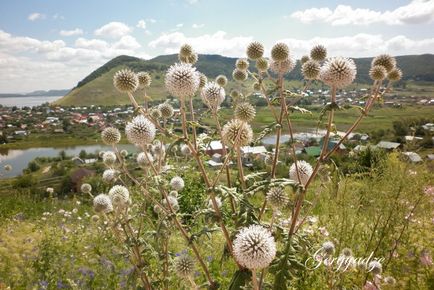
[251,269,259,290]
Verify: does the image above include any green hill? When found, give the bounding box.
[56,54,434,106]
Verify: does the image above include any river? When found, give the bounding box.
[0,96,62,108]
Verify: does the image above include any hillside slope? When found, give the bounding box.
[56,54,434,106]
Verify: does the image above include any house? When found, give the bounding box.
[319,138,346,154]
[14,130,27,136]
[205,140,227,156]
[304,146,321,157]
[405,136,423,142]
[402,152,422,163]
[240,146,268,166]
[376,141,401,151]
[207,153,223,167]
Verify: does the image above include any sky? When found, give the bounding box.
[0,0,433,93]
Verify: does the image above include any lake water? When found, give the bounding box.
[0,144,138,179]
[0,96,62,108]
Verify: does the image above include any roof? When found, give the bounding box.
[377,141,401,149]
[207,140,225,150]
[240,146,267,155]
[402,152,422,163]
[305,146,321,157]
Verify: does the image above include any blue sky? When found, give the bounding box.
[0,0,433,92]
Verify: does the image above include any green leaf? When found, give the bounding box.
[228,269,251,290]
[288,106,312,114]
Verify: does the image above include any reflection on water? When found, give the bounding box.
[0,144,137,179]
[0,96,61,108]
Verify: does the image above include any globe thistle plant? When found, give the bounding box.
[232,69,248,82]
[170,176,185,191]
[174,254,195,278]
[179,53,198,65]
[199,73,207,88]
[103,151,117,166]
[271,42,289,62]
[233,225,276,270]
[246,41,264,60]
[266,187,289,210]
[137,72,152,88]
[387,67,402,82]
[93,194,113,213]
[81,183,92,194]
[137,152,154,168]
[179,44,194,58]
[215,75,228,87]
[149,107,162,120]
[270,58,295,75]
[234,102,256,123]
[302,60,321,80]
[222,119,253,147]
[102,169,118,183]
[320,57,357,89]
[289,160,313,186]
[101,127,121,145]
[230,90,240,99]
[255,57,269,72]
[201,82,226,111]
[120,149,128,158]
[236,58,249,71]
[252,82,261,91]
[310,45,327,62]
[368,261,382,275]
[372,54,396,72]
[300,55,310,64]
[165,63,200,99]
[113,69,139,93]
[369,65,387,81]
[180,144,191,156]
[207,196,222,210]
[159,102,175,119]
[163,195,180,212]
[125,115,156,146]
[384,276,396,285]
[322,241,335,255]
[108,185,130,207]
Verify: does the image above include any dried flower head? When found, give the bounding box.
[108,185,130,207]
[93,194,113,213]
[169,190,178,198]
[81,183,92,194]
[270,58,295,75]
[302,60,321,80]
[120,149,128,157]
[103,151,117,166]
[232,69,248,82]
[165,63,200,99]
[137,72,152,88]
[266,187,289,210]
[125,115,156,145]
[387,67,402,82]
[230,90,240,99]
[174,254,195,277]
[384,276,396,285]
[179,52,198,65]
[372,54,396,72]
[368,261,382,275]
[300,55,310,64]
[222,119,253,147]
[113,69,139,93]
[180,144,191,156]
[159,102,175,119]
[101,127,121,145]
[102,169,118,183]
[255,57,269,72]
[207,196,222,210]
[246,41,264,60]
[322,241,335,255]
[236,58,249,71]
[215,75,228,87]
[233,225,276,270]
[201,82,226,111]
[341,248,353,257]
[170,176,185,191]
[320,57,357,89]
[149,107,162,119]
[234,102,256,123]
[163,195,179,211]
[271,42,289,62]
[289,160,313,186]
[369,65,387,81]
[199,73,207,88]
[179,44,193,58]
[137,152,154,168]
[310,45,327,62]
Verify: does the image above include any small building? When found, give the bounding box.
[304,146,321,157]
[205,140,228,156]
[376,141,401,151]
[405,136,423,142]
[14,130,27,136]
[402,152,422,163]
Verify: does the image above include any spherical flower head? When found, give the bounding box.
[93,194,113,213]
[113,69,139,93]
[158,102,175,119]
[165,62,200,99]
[98,151,105,158]
[368,261,382,275]
[310,45,327,62]
[102,169,118,183]
[270,58,295,75]
[387,68,402,82]
[163,195,179,211]
[152,140,165,156]
[246,41,264,60]
[180,144,191,156]
[266,187,289,210]
[137,72,152,88]
[103,151,117,166]
[120,149,128,158]
[170,176,185,191]
[199,73,207,88]
[215,75,228,87]
[179,44,194,58]
[101,127,121,145]
[300,55,310,65]
[169,190,178,198]
[320,57,357,89]
[46,187,54,194]
[174,254,195,277]
[271,42,289,62]
[179,52,198,65]
[222,119,253,147]
[81,183,92,194]
[384,276,396,285]
[372,54,396,72]
[150,107,162,119]
[341,248,353,257]
[201,82,226,111]
[322,241,335,255]
[91,214,100,222]
[125,115,156,145]
[207,196,222,210]
[302,60,321,80]
[108,185,130,207]
[230,90,240,99]
[369,65,387,81]
[137,152,154,168]
[236,58,249,71]
[234,102,256,123]
[233,225,276,270]
[4,164,12,172]
[253,82,261,91]
[232,69,248,82]
[255,57,269,72]
[289,160,313,186]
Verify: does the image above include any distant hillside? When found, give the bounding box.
[56,54,434,106]
[0,89,70,98]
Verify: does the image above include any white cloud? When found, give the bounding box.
[192,23,204,29]
[149,31,253,57]
[52,14,65,20]
[186,0,199,4]
[28,13,45,21]
[136,20,147,29]
[94,22,131,38]
[60,29,83,37]
[291,0,434,25]
[147,18,157,23]
[176,23,184,28]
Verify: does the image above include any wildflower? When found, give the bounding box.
[180,144,191,156]
[179,44,194,58]
[387,67,402,82]
[81,183,92,194]
[162,195,179,211]
[302,60,320,80]
[201,82,226,111]
[384,276,396,285]
[246,41,264,60]
[101,127,121,145]
[368,260,382,274]
[198,73,207,88]
[271,42,289,62]
[234,102,256,123]
[108,185,130,207]
[174,254,195,277]
[300,55,310,64]
[232,69,248,82]
[149,107,162,119]
[125,115,156,145]
[255,57,269,72]
[270,58,295,75]
[170,176,185,191]
[372,54,396,72]
[113,69,139,93]
[159,102,175,119]
[137,152,154,168]
[289,160,313,186]
[46,187,54,194]
[93,194,113,213]
[137,71,152,88]
[179,52,198,64]
[165,63,200,99]
[207,196,222,210]
[340,248,353,257]
[233,225,276,270]
[169,190,178,198]
[369,65,387,81]
[102,169,118,183]
[222,119,253,147]
[215,75,228,87]
[266,187,289,210]
[102,151,117,166]
[310,45,327,62]
[322,241,335,255]
[236,58,249,71]
[320,57,357,89]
